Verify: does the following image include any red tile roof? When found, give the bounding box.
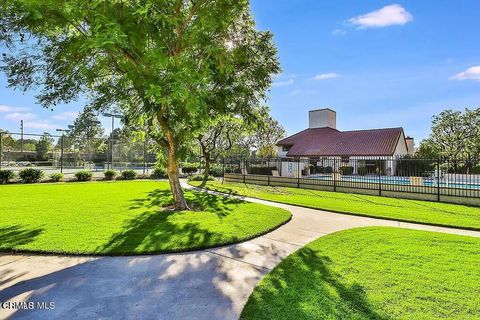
[277,127,405,157]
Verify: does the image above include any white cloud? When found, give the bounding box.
[272,79,294,87]
[313,73,339,80]
[4,112,37,121]
[349,4,413,29]
[449,66,480,81]
[0,105,30,113]
[52,111,78,120]
[332,29,347,36]
[24,121,59,130]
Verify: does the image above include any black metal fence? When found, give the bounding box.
[0,131,157,176]
[221,157,480,203]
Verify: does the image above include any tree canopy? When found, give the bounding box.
[0,0,280,209]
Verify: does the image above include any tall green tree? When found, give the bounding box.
[0,0,279,210]
[35,134,53,161]
[252,115,286,158]
[197,116,245,186]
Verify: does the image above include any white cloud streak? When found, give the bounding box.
[24,121,59,130]
[4,112,37,121]
[52,111,79,120]
[449,66,480,81]
[272,79,294,87]
[0,105,30,113]
[349,4,413,29]
[332,29,347,36]
[313,73,339,80]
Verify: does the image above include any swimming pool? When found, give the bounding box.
[308,174,480,190]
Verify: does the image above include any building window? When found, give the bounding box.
[282,146,291,152]
[341,156,350,163]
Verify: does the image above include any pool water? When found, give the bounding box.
[308,174,480,190]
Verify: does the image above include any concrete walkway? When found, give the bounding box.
[1,184,479,320]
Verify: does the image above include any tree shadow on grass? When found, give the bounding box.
[243,248,390,320]
[0,225,44,250]
[96,189,245,255]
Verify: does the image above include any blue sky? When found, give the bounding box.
[1,1,480,143]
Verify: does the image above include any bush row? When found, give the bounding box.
[0,167,173,184]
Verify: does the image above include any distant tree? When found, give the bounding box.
[35,134,53,161]
[252,115,286,158]
[428,108,480,172]
[197,116,245,186]
[0,0,279,210]
[67,108,106,159]
[415,138,439,159]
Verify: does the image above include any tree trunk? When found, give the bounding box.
[166,150,188,211]
[200,155,211,187]
[158,113,188,211]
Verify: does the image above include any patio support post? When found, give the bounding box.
[437,158,441,202]
[143,136,147,175]
[297,158,300,188]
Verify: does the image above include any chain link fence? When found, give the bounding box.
[0,131,157,177]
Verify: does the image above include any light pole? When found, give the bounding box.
[56,129,70,173]
[102,113,123,170]
[0,129,5,170]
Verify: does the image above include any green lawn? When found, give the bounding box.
[0,181,290,255]
[190,181,480,230]
[241,227,480,320]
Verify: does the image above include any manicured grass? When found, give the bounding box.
[241,227,480,320]
[190,181,480,230]
[0,181,290,255]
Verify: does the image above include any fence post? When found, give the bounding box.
[222,157,225,185]
[378,158,382,196]
[437,158,441,202]
[333,158,337,192]
[243,159,246,184]
[143,136,147,175]
[60,135,64,174]
[0,131,3,170]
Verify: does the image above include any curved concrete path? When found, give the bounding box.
[1,183,479,320]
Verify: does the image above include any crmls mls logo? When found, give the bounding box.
[1,301,56,310]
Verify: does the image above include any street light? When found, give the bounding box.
[102,112,123,170]
[56,128,70,173]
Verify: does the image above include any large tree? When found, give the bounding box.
[0,0,279,210]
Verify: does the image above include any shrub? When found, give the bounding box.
[121,169,137,180]
[0,170,15,184]
[339,166,354,175]
[472,165,480,174]
[75,170,93,182]
[188,174,215,182]
[181,165,198,175]
[210,167,224,177]
[151,167,167,179]
[316,166,325,174]
[104,170,118,181]
[19,168,44,183]
[358,167,367,176]
[324,166,333,174]
[49,173,64,182]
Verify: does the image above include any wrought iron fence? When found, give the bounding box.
[0,131,157,176]
[221,157,480,203]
